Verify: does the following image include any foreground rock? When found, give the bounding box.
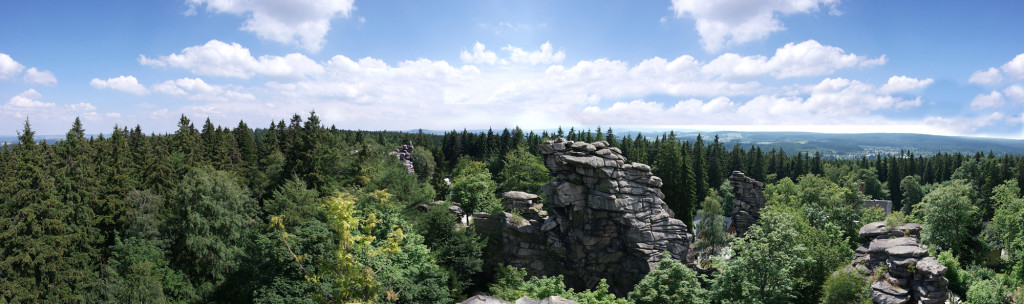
[474,138,692,296]
[389,141,415,174]
[852,221,948,304]
[728,171,766,237]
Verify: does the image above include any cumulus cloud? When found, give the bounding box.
[578,77,922,127]
[152,77,255,101]
[140,40,323,78]
[0,53,26,80]
[460,42,501,65]
[971,91,1004,109]
[879,75,934,94]
[91,75,149,95]
[186,0,354,52]
[702,40,886,79]
[1,90,107,126]
[23,68,57,86]
[5,89,54,109]
[503,42,565,65]
[1003,53,1024,79]
[1004,85,1024,103]
[671,0,840,52]
[969,67,1003,85]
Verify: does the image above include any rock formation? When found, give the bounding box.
[389,141,415,174]
[728,171,766,237]
[852,221,949,304]
[473,138,692,295]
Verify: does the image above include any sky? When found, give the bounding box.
[1,0,1023,138]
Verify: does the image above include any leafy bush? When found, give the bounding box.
[966,279,1005,304]
[820,267,870,304]
[628,253,707,304]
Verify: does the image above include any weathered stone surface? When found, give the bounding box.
[853,222,949,304]
[860,221,889,239]
[728,171,766,237]
[474,138,692,296]
[389,141,416,174]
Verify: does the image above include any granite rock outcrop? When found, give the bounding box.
[852,221,949,304]
[728,171,766,237]
[389,141,415,174]
[473,138,692,296]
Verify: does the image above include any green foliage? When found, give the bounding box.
[991,179,1024,264]
[98,237,196,303]
[416,203,485,298]
[411,146,437,182]
[168,166,258,300]
[966,279,1006,304]
[628,253,707,304]
[713,205,851,304]
[820,267,870,304]
[497,146,551,196]
[488,265,630,304]
[712,208,808,304]
[693,192,731,267]
[913,180,980,256]
[764,175,864,247]
[900,175,925,214]
[937,251,967,295]
[365,150,436,208]
[449,157,501,215]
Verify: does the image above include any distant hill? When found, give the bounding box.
[634,131,1024,159]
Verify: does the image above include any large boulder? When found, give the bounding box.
[475,138,692,296]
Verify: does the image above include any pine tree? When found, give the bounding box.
[693,135,709,205]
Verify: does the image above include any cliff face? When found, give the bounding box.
[474,138,692,295]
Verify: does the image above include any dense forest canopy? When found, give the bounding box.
[2,113,1023,303]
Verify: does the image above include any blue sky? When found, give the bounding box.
[1,0,1022,138]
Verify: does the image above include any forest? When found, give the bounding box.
[2,112,1024,304]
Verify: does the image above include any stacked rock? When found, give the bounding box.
[389,141,415,174]
[728,171,766,237]
[852,221,947,304]
[503,191,548,219]
[473,138,692,296]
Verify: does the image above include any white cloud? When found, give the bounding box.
[925,112,1006,134]
[1002,53,1024,79]
[971,91,1004,109]
[91,75,150,95]
[671,0,840,52]
[23,68,57,86]
[152,77,255,102]
[0,53,26,80]
[879,75,934,94]
[460,42,502,65]
[186,0,354,52]
[1,90,109,127]
[503,42,565,65]
[140,40,323,78]
[702,40,886,79]
[1004,85,1024,103]
[5,89,54,109]
[969,67,1002,85]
